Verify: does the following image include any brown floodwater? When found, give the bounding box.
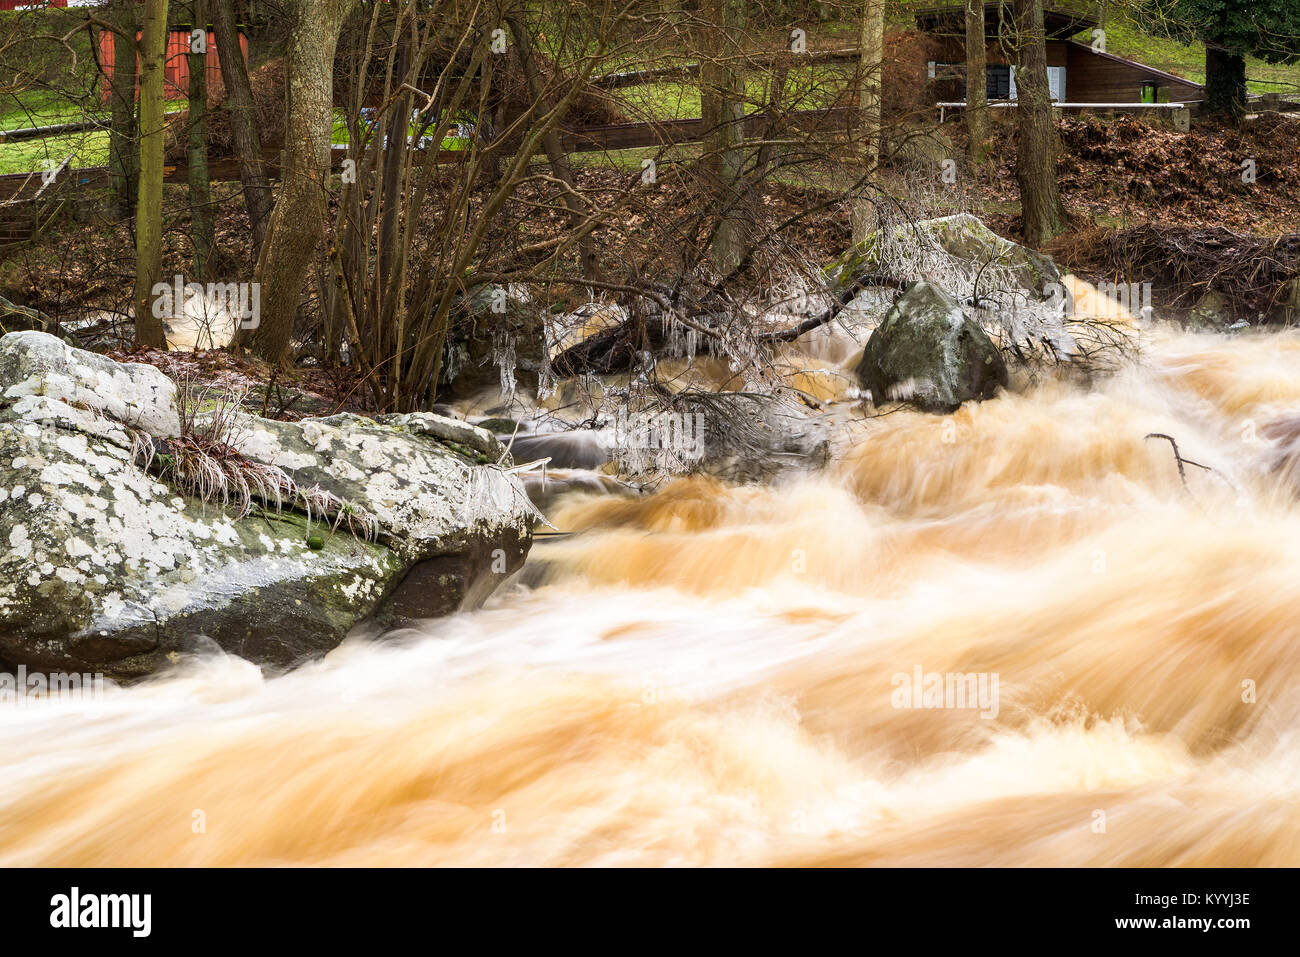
[3,328,1300,866]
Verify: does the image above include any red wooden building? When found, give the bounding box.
[0,1,69,9]
[98,27,248,101]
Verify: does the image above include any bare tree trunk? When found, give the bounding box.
[851,0,885,243]
[1013,0,1067,247]
[964,0,988,165]
[133,0,169,348]
[699,0,746,274]
[506,14,597,278]
[188,0,215,279]
[246,0,357,363]
[211,0,272,259]
[107,0,138,219]
[858,0,884,171]
[1206,46,1246,121]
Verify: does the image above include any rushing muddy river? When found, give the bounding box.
[4,327,1300,866]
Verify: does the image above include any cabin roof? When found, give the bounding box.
[912,3,1098,40]
[1064,39,1205,90]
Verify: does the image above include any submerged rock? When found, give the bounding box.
[507,431,611,470]
[0,332,536,679]
[855,281,1008,413]
[521,469,633,512]
[1187,290,1234,330]
[475,416,519,435]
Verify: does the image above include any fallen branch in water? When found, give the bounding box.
[753,274,907,344]
[549,271,904,376]
[1145,432,1212,487]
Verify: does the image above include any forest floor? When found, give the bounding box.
[978,111,1300,236]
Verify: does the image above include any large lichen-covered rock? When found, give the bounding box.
[209,410,524,564]
[827,213,1061,297]
[0,330,180,437]
[828,214,1075,363]
[0,420,403,676]
[0,332,535,678]
[855,281,1008,413]
[207,408,536,625]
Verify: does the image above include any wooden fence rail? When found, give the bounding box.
[591,47,862,89]
[0,104,862,245]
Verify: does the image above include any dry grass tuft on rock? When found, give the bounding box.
[129,380,379,540]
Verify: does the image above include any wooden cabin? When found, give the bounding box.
[914,3,1205,107]
[97,25,248,101]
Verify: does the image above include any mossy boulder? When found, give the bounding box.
[827,213,1062,300]
[883,125,954,170]
[855,281,1008,413]
[1269,279,1300,326]
[475,417,519,435]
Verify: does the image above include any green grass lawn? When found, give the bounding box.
[0,89,103,131]
[603,12,1300,125]
[1101,18,1300,94]
[0,130,109,176]
[885,0,1300,94]
[612,62,855,122]
[0,88,189,175]
[330,108,480,149]
[5,10,1298,179]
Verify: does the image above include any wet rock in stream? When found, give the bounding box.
[0,331,538,679]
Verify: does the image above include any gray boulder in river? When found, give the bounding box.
[0,331,537,679]
[855,281,1008,413]
[828,213,1077,364]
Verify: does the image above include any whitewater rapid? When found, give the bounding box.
[3,328,1300,866]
